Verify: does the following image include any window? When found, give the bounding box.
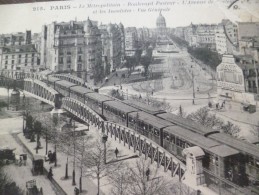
[67,56,71,63]
[5,66,7,69]
[12,60,14,64]
[78,64,82,70]
[5,55,8,59]
[25,59,27,63]
[19,54,21,58]
[32,53,34,57]
[5,61,8,65]
[12,55,15,59]
[16,67,21,70]
[25,54,28,58]
[78,55,82,62]
[59,57,63,64]
[25,63,27,66]
[18,59,21,64]
[78,47,82,54]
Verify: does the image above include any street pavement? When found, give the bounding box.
[0,132,56,194]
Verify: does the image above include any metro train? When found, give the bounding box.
[45,76,259,192]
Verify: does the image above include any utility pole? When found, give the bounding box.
[253,59,259,94]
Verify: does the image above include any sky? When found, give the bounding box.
[0,0,258,34]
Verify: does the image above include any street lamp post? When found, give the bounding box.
[72,119,76,186]
[102,134,108,164]
[192,69,195,99]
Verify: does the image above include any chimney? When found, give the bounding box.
[25,30,31,44]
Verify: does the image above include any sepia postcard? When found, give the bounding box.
[0,0,259,195]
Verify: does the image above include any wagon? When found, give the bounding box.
[31,155,44,175]
[26,180,43,195]
[0,146,16,164]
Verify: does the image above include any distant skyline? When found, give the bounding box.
[0,0,258,34]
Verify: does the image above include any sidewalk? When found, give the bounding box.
[17,132,103,195]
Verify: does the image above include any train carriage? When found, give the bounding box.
[128,111,172,145]
[103,101,138,127]
[70,86,93,103]
[123,100,166,115]
[208,133,259,185]
[84,93,114,116]
[46,76,61,89]
[55,80,77,97]
[156,112,218,135]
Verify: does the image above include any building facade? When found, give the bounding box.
[99,23,124,73]
[215,19,238,55]
[41,18,102,79]
[182,23,217,49]
[0,31,40,72]
[125,27,138,57]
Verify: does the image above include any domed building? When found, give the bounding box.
[156,12,167,39]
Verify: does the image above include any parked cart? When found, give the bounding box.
[0,146,16,164]
[31,155,44,176]
[26,180,43,195]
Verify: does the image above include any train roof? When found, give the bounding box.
[104,101,138,113]
[129,111,172,129]
[70,85,93,94]
[164,126,239,157]
[56,80,77,88]
[123,100,165,115]
[48,76,61,82]
[85,92,114,102]
[208,133,259,159]
[157,112,215,135]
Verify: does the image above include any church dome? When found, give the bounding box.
[156,12,166,27]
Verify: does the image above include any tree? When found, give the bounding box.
[221,121,241,138]
[110,89,124,100]
[177,105,186,118]
[170,182,196,195]
[187,107,241,137]
[34,120,42,150]
[74,135,93,192]
[113,158,172,195]
[93,63,104,84]
[140,54,152,76]
[0,165,23,195]
[84,138,123,195]
[125,57,136,72]
[108,168,131,195]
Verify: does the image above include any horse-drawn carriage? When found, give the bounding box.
[0,146,16,164]
[31,155,44,176]
[26,180,43,195]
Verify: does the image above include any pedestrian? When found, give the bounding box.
[216,103,219,110]
[19,156,23,167]
[115,147,119,158]
[23,154,27,166]
[48,167,53,180]
[192,99,195,105]
[146,168,150,181]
